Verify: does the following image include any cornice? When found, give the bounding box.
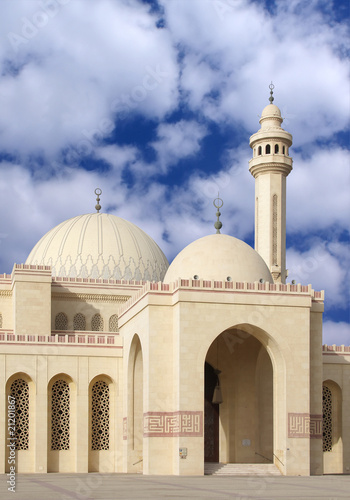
[52,292,131,303]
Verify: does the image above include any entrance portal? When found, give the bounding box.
[204,362,219,462]
[204,330,273,464]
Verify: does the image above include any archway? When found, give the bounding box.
[6,373,35,473]
[47,373,76,473]
[204,362,220,462]
[323,380,343,474]
[88,375,114,472]
[204,327,273,464]
[127,334,143,473]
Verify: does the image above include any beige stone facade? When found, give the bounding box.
[0,97,349,476]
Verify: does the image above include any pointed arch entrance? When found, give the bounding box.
[204,327,273,464]
[204,362,220,462]
[127,334,144,473]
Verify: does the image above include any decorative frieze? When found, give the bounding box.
[52,292,131,303]
[144,411,203,437]
[288,413,322,438]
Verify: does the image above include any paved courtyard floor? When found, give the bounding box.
[0,473,349,500]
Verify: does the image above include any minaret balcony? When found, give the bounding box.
[249,155,293,178]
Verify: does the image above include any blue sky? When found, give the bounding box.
[0,0,349,344]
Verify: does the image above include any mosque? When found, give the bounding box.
[0,90,348,476]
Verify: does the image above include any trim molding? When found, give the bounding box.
[52,292,130,303]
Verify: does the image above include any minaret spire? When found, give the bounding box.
[213,195,223,234]
[248,87,293,283]
[95,188,102,213]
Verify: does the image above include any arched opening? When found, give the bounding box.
[265,144,271,154]
[274,144,279,154]
[323,380,343,474]
[258,146,262,155]
[204,328,273,465]
[91,313,104,331]
[127,335,143,473]
[6,373,35,473]
[109,314,119,332]
[88,375,114,472]
[204,362,220,462]
[47,374,76,472]
[55,312,68,330]
[73,313,86,330]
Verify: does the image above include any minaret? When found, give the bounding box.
[249,85,293,283]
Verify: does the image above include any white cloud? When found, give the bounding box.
[287,147,350,233]
[161,0,349,142]
[0,0,179,157]
[95,144,139,174]
[0,0,348,341]
[287,241,349,309]
[323,321,350,346]
[151,120,208,172]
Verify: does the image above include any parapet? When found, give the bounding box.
[118,278,324,317]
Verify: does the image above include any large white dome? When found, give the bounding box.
[26,213,169,281]
[164,234,272,283]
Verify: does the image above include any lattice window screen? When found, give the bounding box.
[55,312,68,330]
[109,314,119,332]
[91,380,110,450]
[51,380,70,450]
[91,314,104,331]
[73,313,86,331]
[10,379,29,450]
[323,385,332,452]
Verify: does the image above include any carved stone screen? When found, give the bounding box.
[55,312,68,330]
[323,385,332,452]
[109,314,118,332]
[91,380,109,450]
[73,313,86,330]
[51,380,70,450]
[10,379,29,450]
[91,314,104,331]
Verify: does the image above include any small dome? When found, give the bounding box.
[26,213,169,281]
[260,104,283,131]
[261,103,281,118]
[164,234,272,283]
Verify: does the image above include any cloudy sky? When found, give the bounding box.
[0,0,349,344]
